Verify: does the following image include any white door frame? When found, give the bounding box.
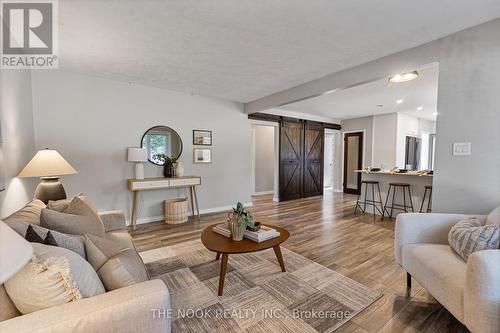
[251,120,280,202]
[324,129,342,192]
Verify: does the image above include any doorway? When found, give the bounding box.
[343,132,363,194]
[251,121,279,202]
[324,130,340,190]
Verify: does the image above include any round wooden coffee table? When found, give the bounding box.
[201,223,290,296]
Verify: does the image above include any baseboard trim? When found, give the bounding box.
[127,201,254,226]
[272,197,279,202]
[252,191,274,196]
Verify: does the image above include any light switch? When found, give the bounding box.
[453,142,471,156]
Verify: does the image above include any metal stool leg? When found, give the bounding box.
[407,186,414,212]
[389,185,396,218]
[371,183,376,220]
[402,186,407,213]
[383,185,392,219]
[427,188,432,212]
[377,183,384,220]
[363,183,368,213]
[419,187,428,213]
[354,183,362,214]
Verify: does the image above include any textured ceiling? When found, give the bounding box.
[58,1,500,102]
[278,64,439,121]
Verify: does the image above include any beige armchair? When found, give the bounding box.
[395,212,500,333]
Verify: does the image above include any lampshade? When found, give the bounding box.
[128,147,147,162]
[0,221,33,283]
[18,149,77,178]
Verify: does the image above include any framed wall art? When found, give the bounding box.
[193,148,212,164]
[193,130,212,146]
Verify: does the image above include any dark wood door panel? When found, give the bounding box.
[279,119,304,201]
[303,121,324,197]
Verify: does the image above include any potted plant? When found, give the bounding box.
[154,154,177,178]
[226,202,254,241]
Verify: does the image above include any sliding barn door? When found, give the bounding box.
[279,119,303,201]
[303,121,324,197]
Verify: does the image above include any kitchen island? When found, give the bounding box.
[354,170,433,217]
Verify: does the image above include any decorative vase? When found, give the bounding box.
[176,161,184,177]
[226,212,246,241]
[163,164,173,178]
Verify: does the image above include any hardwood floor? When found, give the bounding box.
[131,190,469,333]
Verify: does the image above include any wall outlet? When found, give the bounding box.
[453,142,471,156]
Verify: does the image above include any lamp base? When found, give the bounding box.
[34,177,67,204]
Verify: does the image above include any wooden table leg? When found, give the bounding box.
[218,254,229,296]
[273,245,286,272]
[189,186,195,219]
[131,191,139,231]
[193,186,200,220]
[215,253,220,260]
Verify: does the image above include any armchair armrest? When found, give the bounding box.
[99,210,127,232]
[394,213,486,265]
[464,250,500,333]
[0,279,171,333]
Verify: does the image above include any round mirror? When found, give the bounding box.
[141,126,183,165]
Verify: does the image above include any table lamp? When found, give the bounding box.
[128,147,147,179]
[18,149,77,204]
[0,221,33,283]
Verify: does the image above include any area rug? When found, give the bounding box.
[140,239,381,333]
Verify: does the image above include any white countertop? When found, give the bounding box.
[355,170,433,177]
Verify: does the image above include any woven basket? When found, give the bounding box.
[164,198,188,224]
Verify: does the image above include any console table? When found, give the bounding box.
[127,176,201,230]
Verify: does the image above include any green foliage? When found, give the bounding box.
[233,202,254,227]
[154,154,177,165]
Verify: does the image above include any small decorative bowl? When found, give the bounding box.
[247,222,261,232]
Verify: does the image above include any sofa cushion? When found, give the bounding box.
[448,218,500,261]
[4,243,104,314]
[85,234,148,291]
[0,284,20,321]
[41,208,105,237]
[3,199,46,225]
[402,244,466,321]
[486,206,500,225]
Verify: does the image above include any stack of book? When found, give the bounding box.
[213,224,280,243]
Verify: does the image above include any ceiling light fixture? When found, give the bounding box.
[396,99,403,104]
[417,106,423,110]
[389,70,419,83]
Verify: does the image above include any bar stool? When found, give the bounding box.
[382,183,414,219]
[420,185,433,213]
[354,180,384,220]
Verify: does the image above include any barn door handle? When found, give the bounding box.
[313,159,320,163]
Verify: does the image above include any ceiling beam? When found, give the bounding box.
[243,38,442,114]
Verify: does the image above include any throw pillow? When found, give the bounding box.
[47,193,84,212]
[448,217,500,261]
[40,208,105,237]
[65,196,104,231]
[23,224,86,258]
[3,199,46,225]
[6,219,86,258]
[4,243,104,314]
[486,206,500,225]
[85,234,149,291]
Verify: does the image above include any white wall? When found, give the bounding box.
[372,113,398,168]
[253,125,274,193]
[0,70,36,218]
[341,116,373,167]
[433,20,500,213]
[31,71,252,223]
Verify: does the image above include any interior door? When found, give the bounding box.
[279,119,303,201]
[303,121,324,197]
[343,132,363,194]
